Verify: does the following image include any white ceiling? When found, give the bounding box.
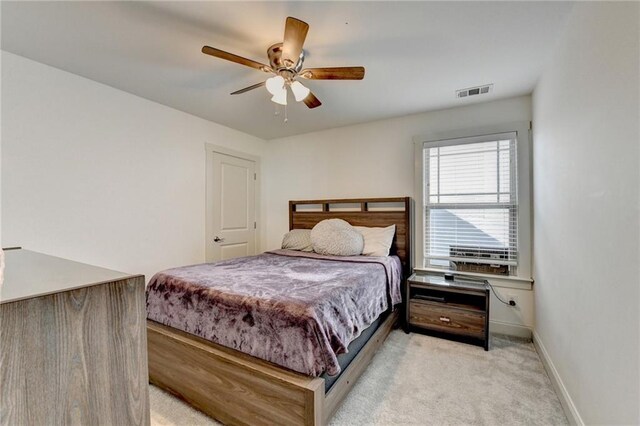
[1,1,573,140]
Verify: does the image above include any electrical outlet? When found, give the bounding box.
[507,294,518,307]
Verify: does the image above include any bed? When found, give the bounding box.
[146,197,413,426]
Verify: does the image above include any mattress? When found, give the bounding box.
[322,311,388,391]
[146,249,402,377]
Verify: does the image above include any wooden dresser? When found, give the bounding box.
[0,249,150,425]
[405,273,490,350]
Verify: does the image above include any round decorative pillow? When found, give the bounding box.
[310,219,364,256]
[281,229,313,252]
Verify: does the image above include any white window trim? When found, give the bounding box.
[413,121,532,282]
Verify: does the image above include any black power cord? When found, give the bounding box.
[487,281,517,306]
[445,273,516,307]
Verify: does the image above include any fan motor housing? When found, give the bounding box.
[268,43,305,74]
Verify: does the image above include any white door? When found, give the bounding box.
[206,151,256,262]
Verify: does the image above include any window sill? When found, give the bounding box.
[414,267,533,290]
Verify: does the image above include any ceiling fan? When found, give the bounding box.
[202,17,365,109]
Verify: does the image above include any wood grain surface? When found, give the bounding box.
[147,320,324,426]
[282,17,309,66]
[0,277,149,426]
[302,91,322,109]
[148,310,398,426]
[409,301,485,338]
[201,46,270,72]
[299,67,365,80]
[289,197,413,276]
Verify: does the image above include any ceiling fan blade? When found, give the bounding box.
[303,91,322,109]
[202,46,272,73]
[299,67,365,80]
[282,17,309,67]
[230,81,266,95]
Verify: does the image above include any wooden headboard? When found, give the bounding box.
[289,197,413,276]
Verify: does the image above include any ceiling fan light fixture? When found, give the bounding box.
[265,75,285,95]
[270,88,288,105]
[290,81,310,102]
[202,16,365,112]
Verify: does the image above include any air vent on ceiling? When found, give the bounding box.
[456,84,493,99]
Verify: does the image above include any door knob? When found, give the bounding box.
[213,236,225,243]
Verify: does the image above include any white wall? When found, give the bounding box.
[532,2,639,424]
[264,95,534,337]
[1,51,267,281]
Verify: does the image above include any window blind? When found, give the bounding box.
[423,132,518,269]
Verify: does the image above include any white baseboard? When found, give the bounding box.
[489,320,532,339]
[533,330,584,426]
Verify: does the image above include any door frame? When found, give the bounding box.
[204,143,261,262]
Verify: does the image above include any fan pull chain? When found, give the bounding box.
[271,101,287,123]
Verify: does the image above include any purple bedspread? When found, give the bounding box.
[146,249,402,376]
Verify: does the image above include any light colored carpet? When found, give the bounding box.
[150,331,567,426]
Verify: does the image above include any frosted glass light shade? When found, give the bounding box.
[266,76,285,95]
[290,81,311,102]
[271,88,287,105]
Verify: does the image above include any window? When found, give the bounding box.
[422,132,518,275]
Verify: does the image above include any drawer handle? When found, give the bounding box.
[439,316,451,323]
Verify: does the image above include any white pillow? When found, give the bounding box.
[281,229,313,252]
[311,219,364,256]
[354,225,396,257]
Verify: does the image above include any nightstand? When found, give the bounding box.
[405,273,490,350]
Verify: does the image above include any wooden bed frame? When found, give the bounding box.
[147,197,413,425]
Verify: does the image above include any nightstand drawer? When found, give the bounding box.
[409,301,485,338]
